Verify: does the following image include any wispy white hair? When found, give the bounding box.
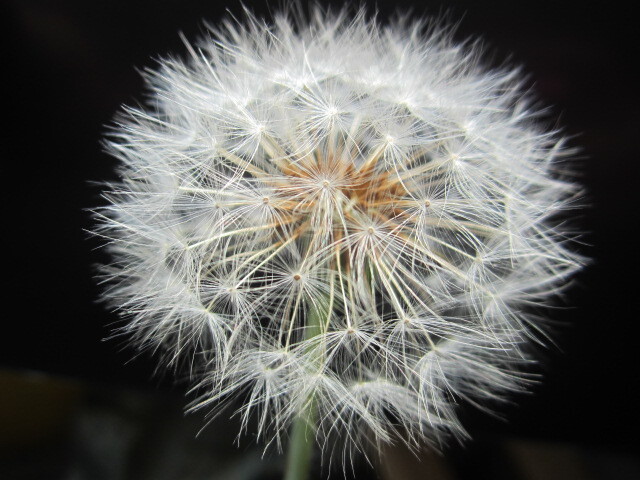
[95,5,583,461]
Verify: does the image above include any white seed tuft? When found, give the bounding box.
[95,7,583,458]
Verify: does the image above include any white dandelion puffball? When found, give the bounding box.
[97,8,582,454]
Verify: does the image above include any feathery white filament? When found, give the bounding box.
[96,7,582,456]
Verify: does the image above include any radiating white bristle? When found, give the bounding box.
[95,6,583,460]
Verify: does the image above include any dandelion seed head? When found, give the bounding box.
[95,6,583,458]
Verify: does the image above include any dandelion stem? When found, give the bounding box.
[284,299,326,480]
[284,404,316,480]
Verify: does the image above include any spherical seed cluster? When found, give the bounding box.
[96,9,582,455]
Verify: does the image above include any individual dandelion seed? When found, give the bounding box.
[94,6,583,478]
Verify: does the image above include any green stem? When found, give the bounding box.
[284,300,326,480]
[284,406,316,480]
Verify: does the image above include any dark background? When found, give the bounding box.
[2,0,638,478]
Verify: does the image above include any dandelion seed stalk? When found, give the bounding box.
[284,300,326,480]
[285,409,316,480]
